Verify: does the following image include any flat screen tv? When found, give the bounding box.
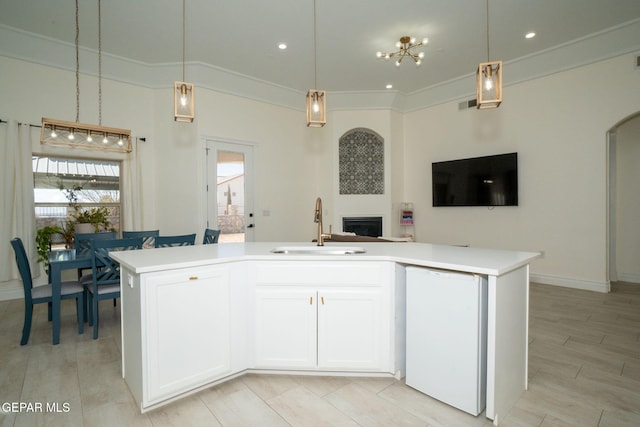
[432,152,518,207]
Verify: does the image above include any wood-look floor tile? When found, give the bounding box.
[81,400,152,427]
[513,380,602,427]
[12,398,84,427]
[241,373,300,401]
[2,281,640,426]
[377,381,486,426]
[598,408,640,427]
[290,375,352,397]
[147,395,222,426]
[574,365,640,414]
[324,382,424,426]
[199,379,288,426]
[266,386,360,426]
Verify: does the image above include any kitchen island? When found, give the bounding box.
[111,241,539,424]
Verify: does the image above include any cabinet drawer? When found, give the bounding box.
[252,261,390,286]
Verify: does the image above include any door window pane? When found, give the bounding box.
[217,151,245,242]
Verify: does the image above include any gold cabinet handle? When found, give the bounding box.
[309,296,313,305]
[189,276,198,280]
[321,296,325,305]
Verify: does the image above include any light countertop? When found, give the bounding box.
[110,242,540,277]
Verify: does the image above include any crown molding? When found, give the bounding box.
[2,19,639,113]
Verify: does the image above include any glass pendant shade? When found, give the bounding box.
[306,90,326,127]
[174,81,195,122]
[476,61,502,109]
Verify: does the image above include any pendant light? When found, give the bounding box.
[174,0,195,122]
[306,0,326,127]
[476,0,502,109]
[41,0,131,153]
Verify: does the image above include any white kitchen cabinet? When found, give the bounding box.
[317,287,386,370]
[251,261,392,372]
[122,264,233,409]
[254,287,317,368]
[112,242,537,419]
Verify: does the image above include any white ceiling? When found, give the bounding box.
[1,0,640,95]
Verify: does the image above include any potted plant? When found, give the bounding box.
[72,207,111,233]
[36,225,62,274]
[58,181,112,235]
[59,220,76,248]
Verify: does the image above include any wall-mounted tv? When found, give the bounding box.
[432,152,518,207]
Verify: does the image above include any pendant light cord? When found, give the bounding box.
[313,0,317,89]
[98,0,102,126]
[74,0,103,125]
[485,0,490,62]
[75,0,80,123]
[182,0,186,82]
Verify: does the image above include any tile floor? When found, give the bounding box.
[0,282,639,426]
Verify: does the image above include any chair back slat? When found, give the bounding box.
[155,234,196,248]
[91,237,143,286]
[10,238,33,302]
[75,231,117,257]
[203,228,221,245]
[122,230,159,248]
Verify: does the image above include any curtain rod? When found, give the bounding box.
[0,118,41,128]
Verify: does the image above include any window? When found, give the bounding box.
[33,156,121,247]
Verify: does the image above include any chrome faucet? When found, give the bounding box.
[314,197,331,246]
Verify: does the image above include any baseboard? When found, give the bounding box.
[530,273,610,293]
[0,280,24,301]
[616,273,640,284]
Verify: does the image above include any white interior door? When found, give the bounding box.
[205,140,255,242]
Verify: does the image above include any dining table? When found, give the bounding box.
[48,248,91,345]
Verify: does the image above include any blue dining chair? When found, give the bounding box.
[155,233,196,248]
[88,237,143,339]
[10,237,84,345]
[203,228,221,244]
[123,230,160,249]
[74,231,117,280]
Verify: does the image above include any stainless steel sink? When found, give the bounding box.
[270,245,366,255]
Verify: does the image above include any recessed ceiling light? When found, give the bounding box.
[386,84,393,89]
[278,43,287,50]
[525,32,536,39]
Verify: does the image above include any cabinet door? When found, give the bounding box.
[254,287,317,369]
[145,265,231,403]
[317,288,387,370]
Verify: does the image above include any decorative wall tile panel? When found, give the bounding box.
[339,128,384,194]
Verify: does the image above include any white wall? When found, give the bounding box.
[403,54,640,291]
[3,51,640,293]
[615,115,640,283]
[191,87,329,242]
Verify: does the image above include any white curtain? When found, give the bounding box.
[0,120,36,282]
[121,139,142,231]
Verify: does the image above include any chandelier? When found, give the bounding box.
[376,36,429,67]
[40,0,131,153]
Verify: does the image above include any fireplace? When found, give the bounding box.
[342,216,383,237]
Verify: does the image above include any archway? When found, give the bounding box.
[607,111,640,286]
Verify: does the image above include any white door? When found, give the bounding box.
[205,140,255,242]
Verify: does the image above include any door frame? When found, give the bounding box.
[202,136,257,242]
